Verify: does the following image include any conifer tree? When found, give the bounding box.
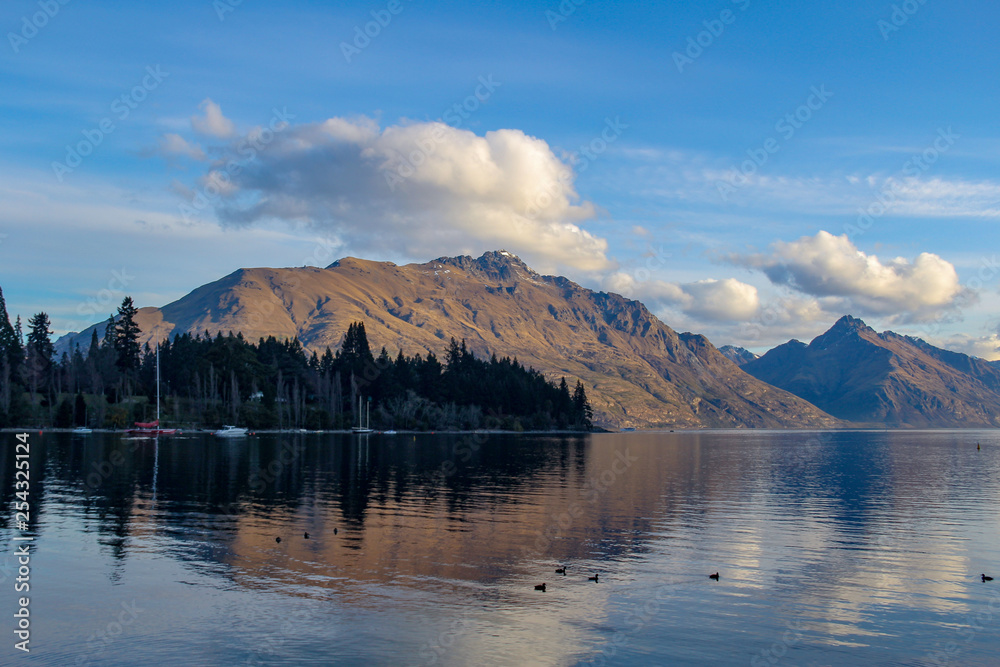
[114,297,142,374]
[572,380,593,430]
[26,313,54,390]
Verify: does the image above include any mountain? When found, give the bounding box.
[719,345,759,366]
[57,250,840,429]
[742,315,1000,427]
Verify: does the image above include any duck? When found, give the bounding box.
[555,567,567,575]
[709,572,720,580]
[275,537,282,544]
[983,574,994,582]
[304,532,310,540]
[333,528,338,535]
[588,574,599,582]
[534,583,547,591]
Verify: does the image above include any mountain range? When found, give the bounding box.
[741,315,1000,427]
[58,252,1000,429]
[57,251,840,430]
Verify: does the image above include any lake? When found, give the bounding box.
[2,429,998,666]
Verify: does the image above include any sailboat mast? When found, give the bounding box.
[156,341,160,424]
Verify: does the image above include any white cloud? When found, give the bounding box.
[191,98,237,139]
[158,133,205,160]
[188,116,611,273]
[935,332,1000,361]
[729,231,965,321]
[603,273,759,322]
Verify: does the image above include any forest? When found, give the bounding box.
[0,289,593,431]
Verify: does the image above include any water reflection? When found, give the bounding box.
[2,429,999,665]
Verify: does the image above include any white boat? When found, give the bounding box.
[352,395,373,434]
[71,427,93,435]
[214,425,249,437]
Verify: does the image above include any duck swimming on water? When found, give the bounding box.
[984,574,994,582]
[588,574,599,582]
[555,567,566,575]
[534,583,547,591]
[709,572,720,580]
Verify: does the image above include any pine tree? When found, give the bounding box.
[0,286,23,422]
[26,312,55,418]
[114,297,142,374]
[572,380,593,430]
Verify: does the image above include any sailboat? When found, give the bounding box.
[352,395,373,434]
[127,342,178,436]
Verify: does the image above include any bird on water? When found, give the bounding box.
[709,572,720,580]
[534,583,547,591]
[304,532,310,539]
[984,574,994,582]
[555,567,566,575]
[275,537,281,544]
[588,574,599,582]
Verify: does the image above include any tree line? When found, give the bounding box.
[0,290,593,431]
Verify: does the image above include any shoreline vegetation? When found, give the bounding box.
[0,293,594,433]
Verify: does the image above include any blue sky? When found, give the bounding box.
[2,0,999,356]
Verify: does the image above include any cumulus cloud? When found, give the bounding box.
[604,273,759,322]
[935,332,1000,361]
[157,133,205,160]
[191,98,237,139]
[728,230,965,321]
[187,116,611,273]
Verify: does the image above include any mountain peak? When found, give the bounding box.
[831,314,872,332]
[431,250,538,283]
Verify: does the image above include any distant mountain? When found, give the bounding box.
[57,250,839,430]
[719,345,759,366]
[742,315,1000,427]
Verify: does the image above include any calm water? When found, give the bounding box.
[1,429,999,666]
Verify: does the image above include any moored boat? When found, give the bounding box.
[214,425,249,437]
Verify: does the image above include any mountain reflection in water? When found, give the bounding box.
[2,430,998,666]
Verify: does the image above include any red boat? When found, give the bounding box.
[125,343,178,436]
[126,420,178,436]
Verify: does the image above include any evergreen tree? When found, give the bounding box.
[572,380,593,430]
[26,312,55,399]
[114,297,142,374]
[0,286,24,423]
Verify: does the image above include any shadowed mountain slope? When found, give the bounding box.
[59,251,840,429]
[743,315,1000,427]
